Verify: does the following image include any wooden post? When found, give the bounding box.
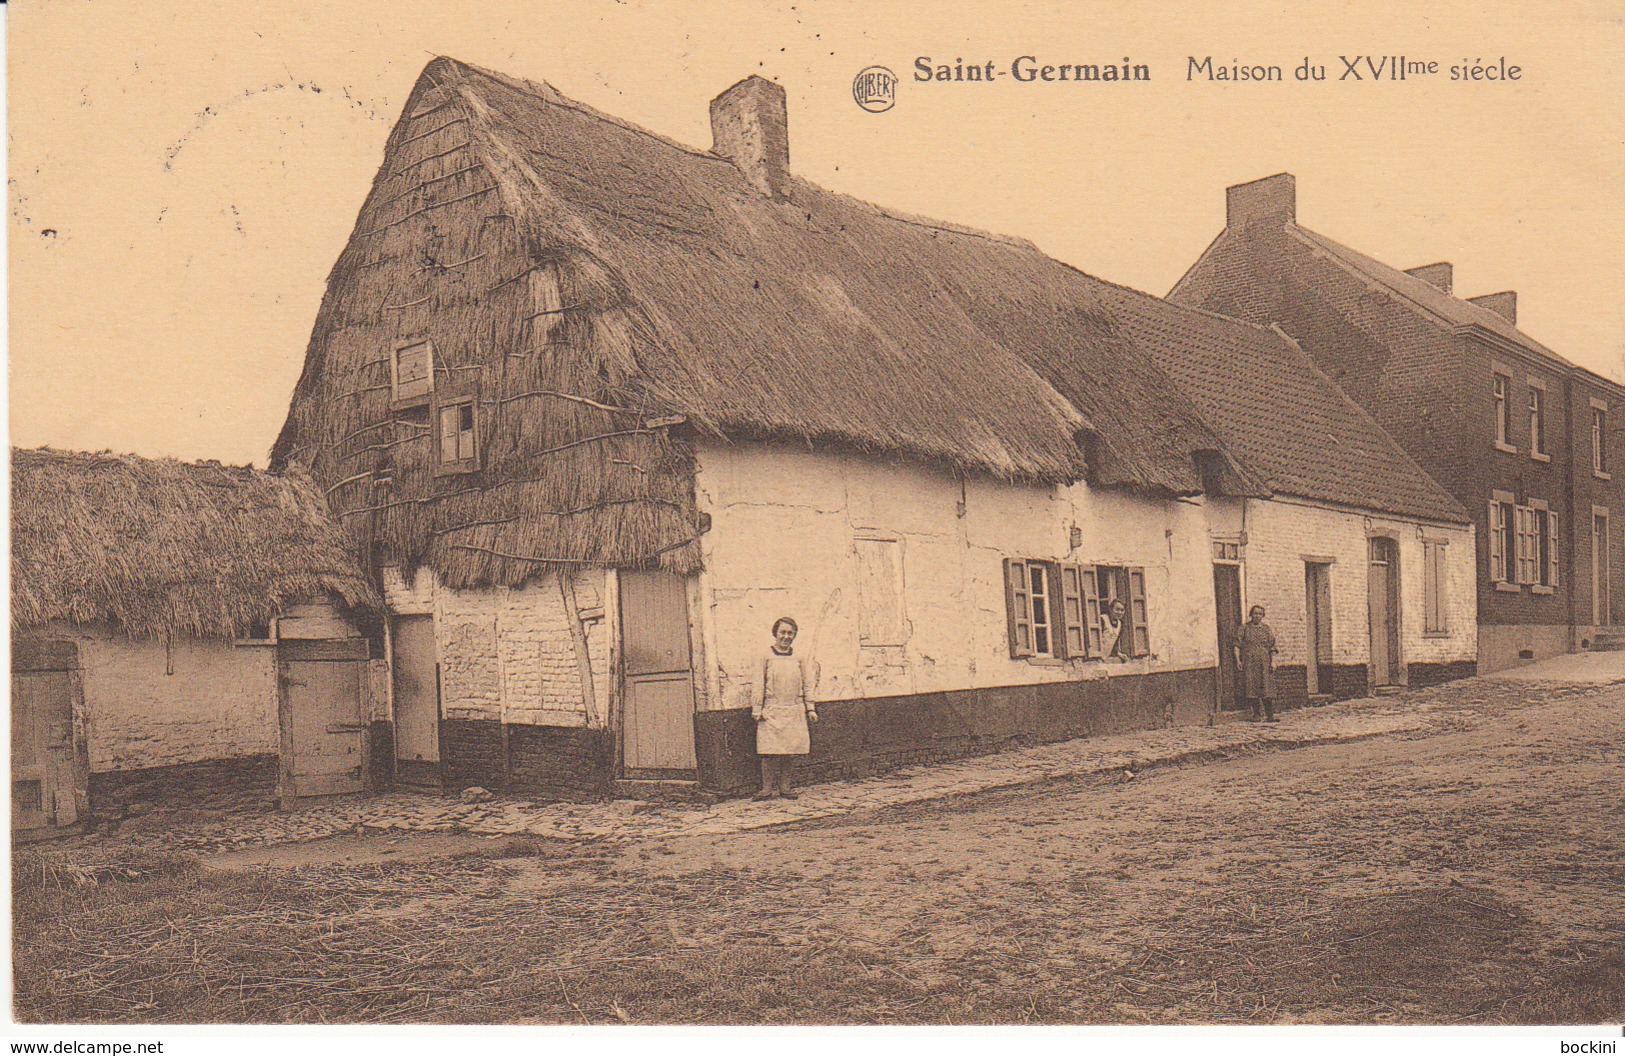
[559,571,600,726]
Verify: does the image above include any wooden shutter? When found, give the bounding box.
[1488,502,1504,583]
[1058,564,1086,659]
[1127,567,1150,658]
[1004,558,1033,658]
[1081,565,1103,658]
[1546,510,1560,587]
[1424,542,1447,634]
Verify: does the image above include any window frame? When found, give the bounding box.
[434,395,480,474]
[1492,371,1514,451]
[1592,398,1610,479]
[1527,376,1550,461]
[1003,558,1143,662]
[1531,498,1558,593]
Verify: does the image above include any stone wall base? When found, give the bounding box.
[87,754,279,814]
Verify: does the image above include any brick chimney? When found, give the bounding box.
[1226,173,1295,229]
[710,76,790,199]
[1468,291,1517,324]
[1405,262,1454,294]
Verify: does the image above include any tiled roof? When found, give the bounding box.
[1289,226,1572,368]
[1092,281,1471,524]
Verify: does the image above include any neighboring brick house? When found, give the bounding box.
[1170,174,1624,672]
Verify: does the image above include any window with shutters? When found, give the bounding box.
[1423,540,1450,636]
[1531,500,1558,592]
[1489,493,1515,588]
[1514,504,1539,585]
[1002,558,1124,662]
[436,397,479,473]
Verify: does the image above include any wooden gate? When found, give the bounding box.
[390,614,441,787]
[1367,538,1402,687]
[11,639,86,834]
[619,571,697,775]
[278,638,369,801]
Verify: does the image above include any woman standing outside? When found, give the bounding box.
[1235,604,1279,722]
[753,617,817,799]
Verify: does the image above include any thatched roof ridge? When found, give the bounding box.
[270,58,1262,588]
[11,447,379,640]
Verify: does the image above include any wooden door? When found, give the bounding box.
[619,571,697,774]
[280,639,368,799]
[1305,562,1333,696]
[1367,538,1401,686]
[11,641,81,832]
[390,615,440,784]
[1213,564,1243,710]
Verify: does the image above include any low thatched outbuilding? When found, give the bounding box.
[10,448,381,832]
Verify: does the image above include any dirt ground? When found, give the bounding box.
[14,676,1625,1025]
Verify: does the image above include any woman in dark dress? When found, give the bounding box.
[1235,604,1279,722]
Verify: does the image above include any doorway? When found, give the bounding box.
[1305,562,1333,696]
[619,571,698,776]
[1367,537,1402,687]
[1213,563,1244,710]
[1593,511,1611,628]
[11,639,84,835]
[390,614,441,787]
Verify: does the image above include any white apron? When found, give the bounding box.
[754,651,810,756]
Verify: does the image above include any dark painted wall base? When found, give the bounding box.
[697,667,1216,794]
[1407,659,1478,688]
[88,754,279,814]
[432,719,613,801]
[368,721,395,792]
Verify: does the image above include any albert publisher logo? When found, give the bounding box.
[853,66,897,112]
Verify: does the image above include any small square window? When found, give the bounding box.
[393,341,433,405]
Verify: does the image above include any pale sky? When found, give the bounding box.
[10,0,1624,466]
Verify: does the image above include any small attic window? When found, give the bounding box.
[436,397,479,473]
[392,340,434,407]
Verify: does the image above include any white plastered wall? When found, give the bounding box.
[691,440,1218,713]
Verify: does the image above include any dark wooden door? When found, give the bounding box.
[11,641,81,832]
[390,615,440,784]
[619,571,697,774]
[1213,564,1243,710]
[1368,538,1401,686]
[1305,562,1333,696]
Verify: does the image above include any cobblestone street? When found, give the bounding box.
[66,655,1625,856]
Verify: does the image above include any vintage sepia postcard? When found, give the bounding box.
[7,1,1622,1050]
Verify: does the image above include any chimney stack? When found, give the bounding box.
[1468,291,1517,325]
[710,76,790,199]
[1405,262,1454,294]
[1226,173,1295,229]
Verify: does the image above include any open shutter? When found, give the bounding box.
[1004,558,1033,658]
[1127,567,1151,658]
[1059,564,1086,659]
[1488,502,1503,583]
[1546,510,1560,587]
[1081,565,1103,657]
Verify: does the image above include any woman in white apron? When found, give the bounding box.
[753,617,817,799]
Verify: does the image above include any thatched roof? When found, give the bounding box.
[271,58,1250,587]
[11,448,379,640]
